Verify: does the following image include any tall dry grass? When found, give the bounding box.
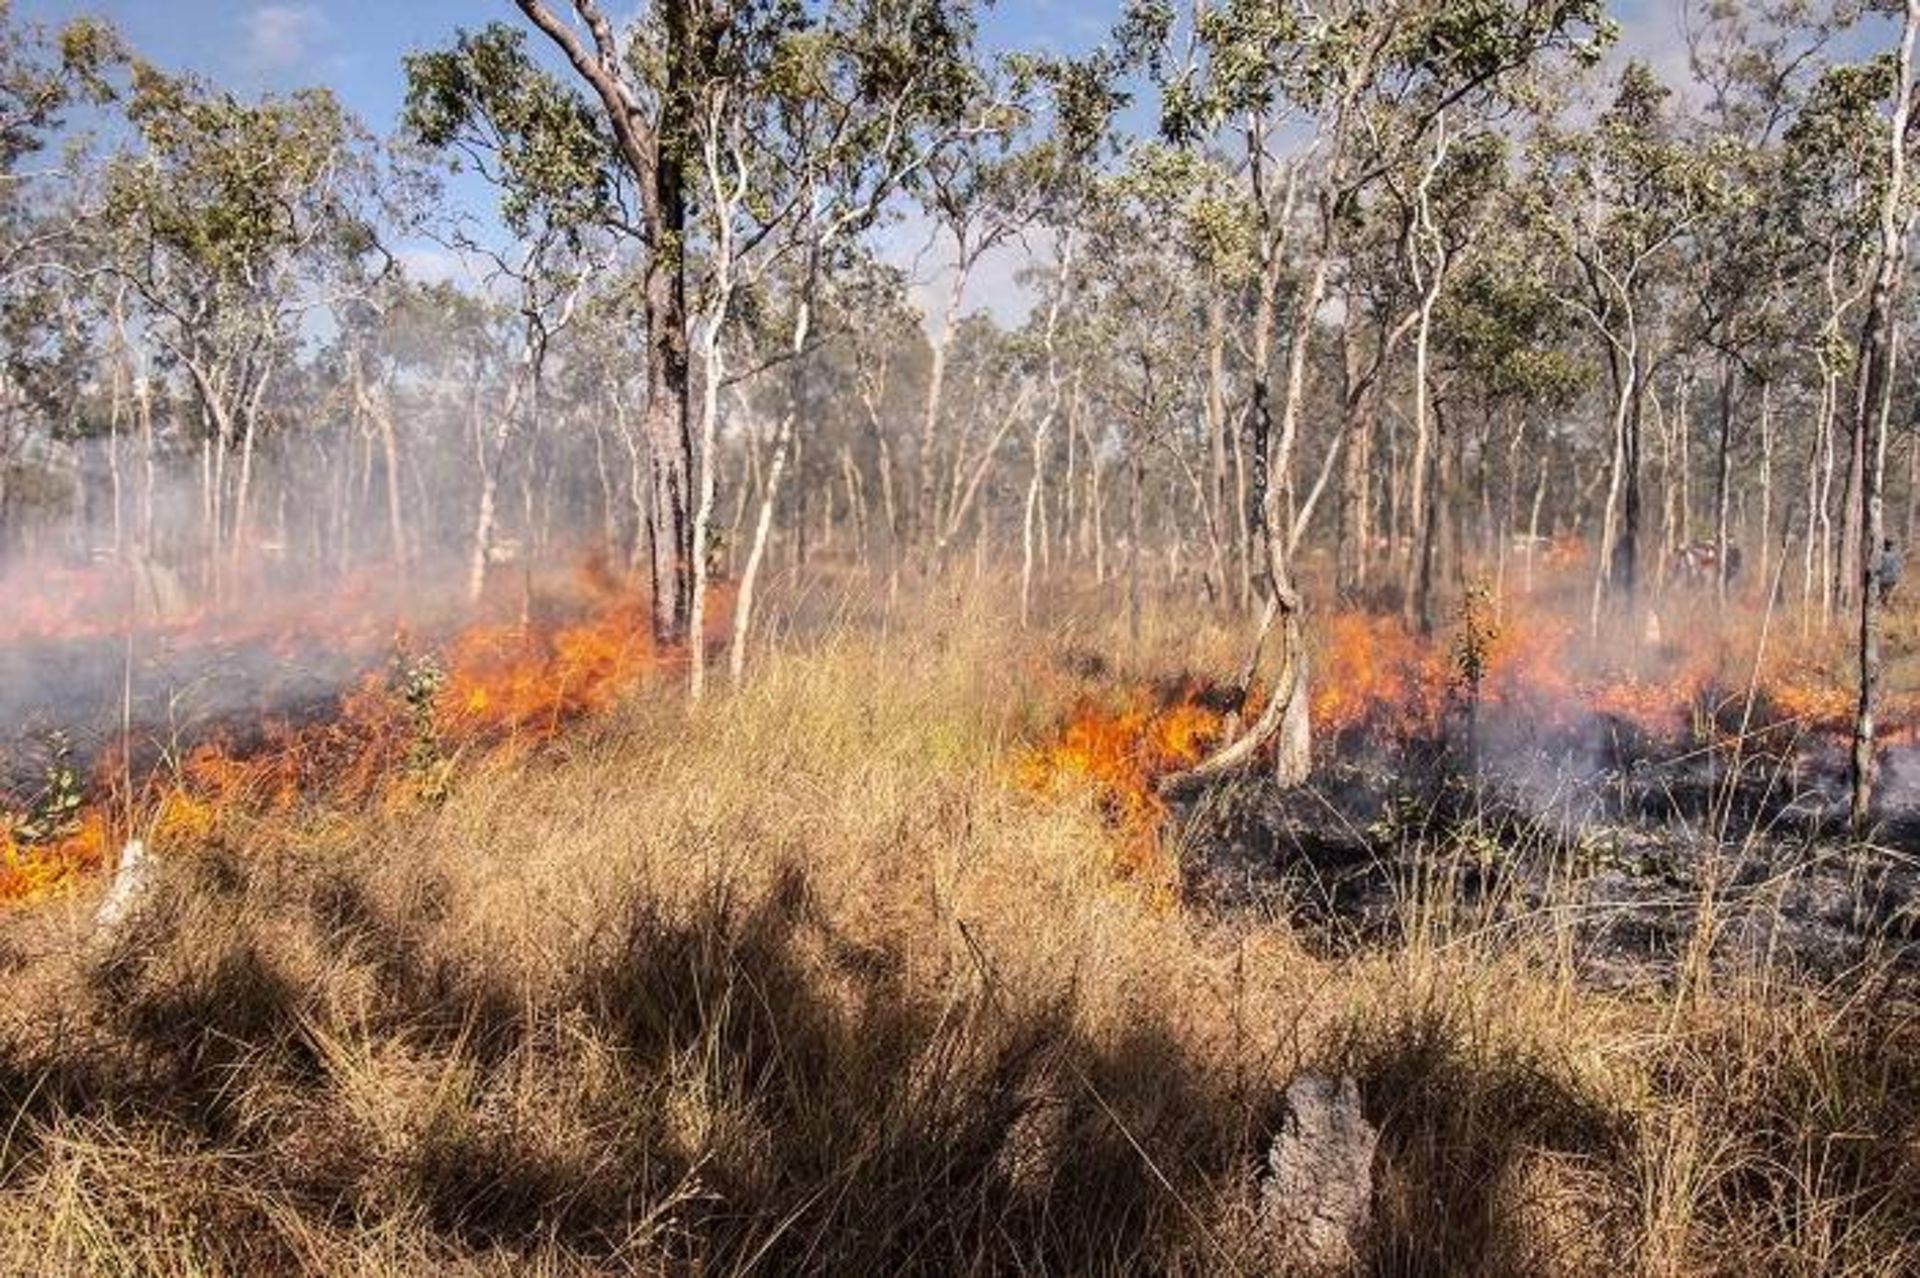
[0,585,1915,1276]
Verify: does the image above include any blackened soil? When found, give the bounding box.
[1174,738,1920,991]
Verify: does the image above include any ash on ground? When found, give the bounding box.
[1172,723,1920,991]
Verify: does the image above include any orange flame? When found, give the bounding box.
[1,558,732,908]
[1014,681,1227,880]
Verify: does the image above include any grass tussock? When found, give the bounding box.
[1,592,1916,1276]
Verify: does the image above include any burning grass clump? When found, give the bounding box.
[1012,674,1233,882]
[0,564,676,909]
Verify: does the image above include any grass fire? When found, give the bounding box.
[5,0,1920,1274]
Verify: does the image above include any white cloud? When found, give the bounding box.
[242,4,323,73]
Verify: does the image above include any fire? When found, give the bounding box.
[1015,598,1915,873]
[1013,680,1227,879]
[0,809,110,904]
[1312,612,1449,744]
[0,557,729,908]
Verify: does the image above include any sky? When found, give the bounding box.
[13,0,1700,123]
[3,0,1828,324]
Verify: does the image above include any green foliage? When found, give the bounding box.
[108,64,375,283]
[1145,0,1613,147]
[391,649,449,800]
[1439,257,1591,405]
[13,732,82,846]
[403,25,615,242]
[1780,52,1902,253]
[1449,577,1499,703]
[0,2,123,174]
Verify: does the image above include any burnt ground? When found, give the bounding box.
[1173,718,1920,991]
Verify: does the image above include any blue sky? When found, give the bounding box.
[12,0,1709,143]
[2,0,1827,321]
[15,1,1127,132]
[12,0,1152,304]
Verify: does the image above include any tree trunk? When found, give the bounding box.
[1905,425,1918,551]
[1714,357,1738,601]
[1590,327,1640,634]
[1619,350,1646,599]
[687,287,732,699]
[1021,232,1075,628]
[915,249,972,550]
[374,387,407,579]
[729,253,817,686]
[1759,378,1774,593]
[1205,292,1232,606]
[1849,0,1917,831]
[1127,452,1144,645]
[1337,316,1367,596]
[1407,262,1445,633]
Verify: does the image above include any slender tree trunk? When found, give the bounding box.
[1407,260,1445,633]
[1677,371,1692,552]
[1021,232,1075,627]
[1850,0,1918,831]
[1619,350,1646,599]
[352,352,408,580]
[1654,381,1675,585]
[1526,451,1549,594]
[1904,424,1918,551]
[467,373,517,605]
[688,124,747,701]
[1205,292,1232,606]
[1087,412,1106,585]
[1337,316,1367,596]
[1759,378,1774,592]
[688,288,732,699]
[1590,327,1640,634]
[375,388,406,579]
[729,248,819,686]
[230,360,273,580]
[915,247,972,550]
[1127,451,1144,644]
[1714,357,1738,601]
[136,369,155,564]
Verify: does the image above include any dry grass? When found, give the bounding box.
[1,585,1916,1276]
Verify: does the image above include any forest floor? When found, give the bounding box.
[1,583,1917,1276]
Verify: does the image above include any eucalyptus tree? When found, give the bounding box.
[413,2,982,676]
[1528,61,1725,631]
[697,0,985,691]
[1394,131,1531,632]
[100,64,380,596]
[1848,0,1919,830]
[837,258,923,578]
[559,271,651,562]
[1777,42,1907,622]
[456,0,703,644]
[1682,0,1858,602]
[1128,0,1612,786]
[990,52,1119,627]
[328,278,410,578]
[1428,201,1589,606]
[404,22,629,601]
[0,5,121,551]
[0,2,119,283]
[908,56,1053,552]
[1071,151,1208,638]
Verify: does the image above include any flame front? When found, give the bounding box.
[1014,602,1915,879]
[0,559,726,907]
